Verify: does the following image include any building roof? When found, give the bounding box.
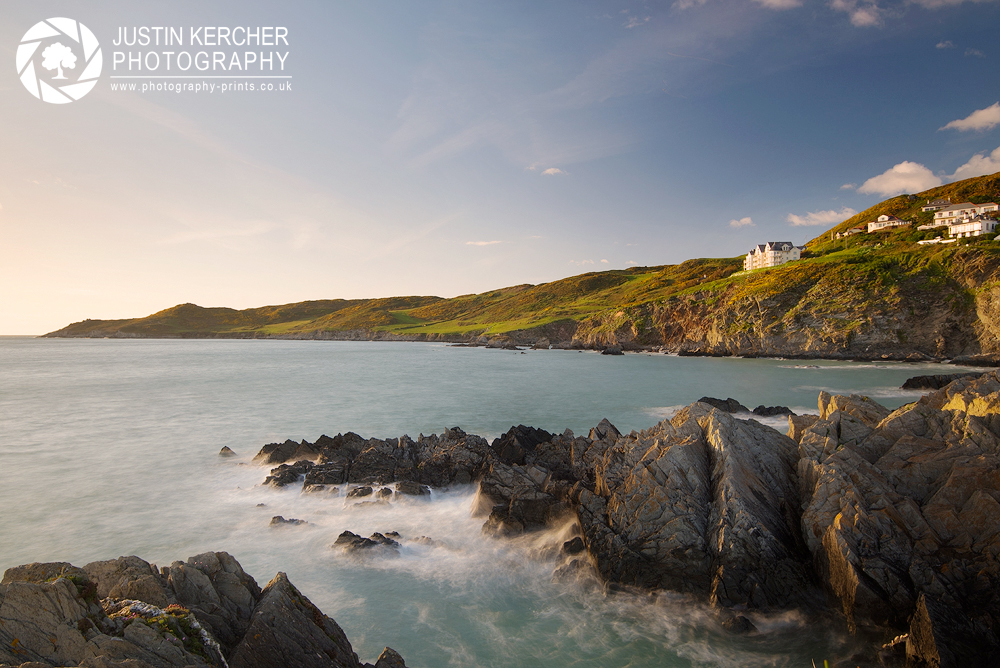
[937,202,980,213]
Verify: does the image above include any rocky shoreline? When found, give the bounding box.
[0,552,406,668]
[248,372,1000,668]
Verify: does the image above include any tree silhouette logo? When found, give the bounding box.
[16,17,102,104]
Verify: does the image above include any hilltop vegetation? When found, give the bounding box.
[47,173,1000,360]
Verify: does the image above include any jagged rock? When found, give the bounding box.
[600,346,623,355]
[818,391,891,429]
[346,486,373,499]
[229,573,361,668]
[562,537,585,555]
[252,439,319,465]
[269,516,306,526]
[372,646,407,668]
[491,425,554,466]
[720,613,757,634]
[395,481,430,496]
[751,405,794,416]
[588,418,621,443]
[263,460,314,487]
[696,397,749,413]
[332,532,400,554]
[83,557,168,607]
[218,447,236,457]
[901,372,985,390]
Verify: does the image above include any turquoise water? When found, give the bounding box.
[0,338,959,666]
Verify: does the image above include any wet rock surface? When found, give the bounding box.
[246,369,1000,666]
[0,552,406,668]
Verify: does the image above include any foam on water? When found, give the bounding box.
[1,338,949,666]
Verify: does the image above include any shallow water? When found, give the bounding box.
[0,338,964,666]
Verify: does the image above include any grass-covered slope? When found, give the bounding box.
[46,172,1000,359]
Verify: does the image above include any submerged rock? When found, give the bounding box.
[219,446,236,457]
[269,516,306,526]
[901,372,985,390]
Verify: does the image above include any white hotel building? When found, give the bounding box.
[743,242,803,271]
[932,202,998,226]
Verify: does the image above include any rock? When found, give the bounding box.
[491,425,554,466]
[561,537,585,555]
[395,481,430,496]
[588,418,621,443]
[531,338,550,350]
[346,486,373,499]
[219,446,236,457]
[82,556,168,607]
[817,391,890,429]
[696,397,749,413]
[270,516,306,526]
[252,439,320,465]
[901,372,985,390]
[600,346,623,355]
[373,646,407,668]
[375,487,392,499]
[720,613,757,634]
[332,531,400,554]
[751,405,794,417]
[229,572,361,668]
[263,460,314,487]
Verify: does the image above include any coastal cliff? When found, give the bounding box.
[44,173,1000,361]
[251,372,1000,667]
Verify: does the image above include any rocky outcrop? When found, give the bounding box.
[0,552,405,668]
[901,372,986,390]
[243,372,1000,665]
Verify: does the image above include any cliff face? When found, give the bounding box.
[569,247,1000,359]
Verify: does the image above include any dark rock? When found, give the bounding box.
[229,572,362,668]
[264,460,314,487]
[491,425,554,466]
[304,462,348,487]
[346,486,373,499]
[253,439,320,465]
[949,354,1000,367]
[601,346,624,355]
[901,372,985,390]
[333,531,400,554]
[270,516,306,526]
[751,405,794,416]
[376,487,392,499]
[696,397,749,413]
[720,613,757,634]
[562,537,585,555]
[588,418,621,442]
[219,446,237,457]
[395,481,430,496]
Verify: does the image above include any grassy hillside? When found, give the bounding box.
[46,172,1000,358]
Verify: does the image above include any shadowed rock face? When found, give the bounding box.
[0,552,405,668]
[237,370,1000,666]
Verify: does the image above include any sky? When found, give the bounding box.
[2,0,1000,334]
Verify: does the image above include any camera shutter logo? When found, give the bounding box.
[16,17,102,104]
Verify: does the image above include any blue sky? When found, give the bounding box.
[2,0,1000,333]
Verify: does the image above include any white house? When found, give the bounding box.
[921,198,951,212]
[948,216,998,238]
[834,227,865,239]
[867,215,909,233]
[744,241,803,271]
[933,202,998,225]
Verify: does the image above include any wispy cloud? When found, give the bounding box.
[840,183,857,190]
[626,260,638,265]
[941,102,1000,132]
[950,146,1000,181]
[965,48,986,58]
[858,161,942,196]
[831,0,882,26]
[466,240,502,246]
[936,40,955,49]
[624,15,651,28]
[569,259,595,266]
[541,167,565,175]
[729,216,755,228]
[755,0,803,9]
[600,259,609,263]
[787,207,857,226]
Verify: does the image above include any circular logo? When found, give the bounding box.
[16,17,102,104]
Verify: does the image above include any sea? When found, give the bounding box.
[0,337,966,667]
